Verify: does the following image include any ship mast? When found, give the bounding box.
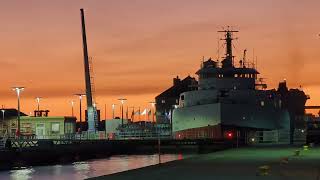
[218,28,238,68]
[80,9,96,132]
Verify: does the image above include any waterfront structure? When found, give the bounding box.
[155,76,197,123]
[172,29,308,143]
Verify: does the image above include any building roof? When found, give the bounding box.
[0,108,27,119]
[156,76,197,99]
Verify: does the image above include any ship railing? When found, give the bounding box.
[115,131,172,140]
[251,129,306,145]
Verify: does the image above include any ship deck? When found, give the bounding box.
[92,145,320,180]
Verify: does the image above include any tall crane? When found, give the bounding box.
[80,9,97,132]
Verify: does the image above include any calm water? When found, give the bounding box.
[0,154,186,180]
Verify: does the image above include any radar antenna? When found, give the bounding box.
[218,26,238,68]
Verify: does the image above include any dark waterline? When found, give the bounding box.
[0,154,187,180]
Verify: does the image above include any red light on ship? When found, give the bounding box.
[225,131,233,139]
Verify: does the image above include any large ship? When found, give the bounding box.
[172,29,308,142]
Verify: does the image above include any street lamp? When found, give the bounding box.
[118,98,127,126]
[1,109,5,121]
[74,93,86,130]
[70,100,75,116]
[35,97,42,113]
[111,104,116,119]
[12,87,24,138]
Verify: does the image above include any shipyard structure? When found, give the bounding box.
[156,29,309,144]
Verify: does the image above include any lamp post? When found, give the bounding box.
[35,97,42,112]
[1,109,5,121]
[111,104,116,119]
[12,87,24,138]
[71,100,75,116]
[149,102,156,123]
[75,93,86,131]
[118,98,127,126]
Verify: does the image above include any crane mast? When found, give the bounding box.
[80,9,96,132]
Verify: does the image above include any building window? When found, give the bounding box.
[51,122,60,134]
[161,100,165,104]
[260,101,265,107]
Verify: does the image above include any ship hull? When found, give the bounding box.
[172,103,290,139]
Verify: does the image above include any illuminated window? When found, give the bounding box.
[51,122,60,134]
[161,100,165,104]
[260,101,265,106]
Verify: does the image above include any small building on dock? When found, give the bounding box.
[18,116,76,139]
[0,109,76,139]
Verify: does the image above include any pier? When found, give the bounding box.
[92,146,320,180]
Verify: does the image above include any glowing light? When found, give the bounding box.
[227,132,233,138]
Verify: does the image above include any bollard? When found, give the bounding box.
[280,157,289,164]
[294,150,300,156]
[258,165,270,176]
[310,143,314,148]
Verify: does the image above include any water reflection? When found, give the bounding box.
[10,168,34,180]
[0,154,186,180]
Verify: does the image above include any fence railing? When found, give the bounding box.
[0,137,6,149]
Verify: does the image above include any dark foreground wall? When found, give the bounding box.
[0,139,231,170]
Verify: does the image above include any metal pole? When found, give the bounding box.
[157,113,161,164]
[152,108,154,123]
[79,97,82,131]
[72,103,74,117]
[158,134,161,164]
[121,104,123,127]
[104,104,106,120]
[138,107,140,121]
[112,104,115,119]
[236,130,239,148]
[17,92,21,139]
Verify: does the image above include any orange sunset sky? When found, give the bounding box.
[0,0,320,120]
